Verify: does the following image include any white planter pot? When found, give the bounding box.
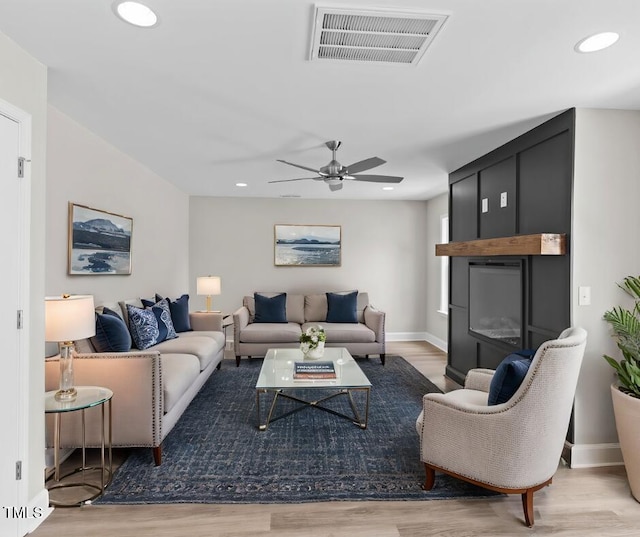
[306,341,325,360]
[611,383,640,502]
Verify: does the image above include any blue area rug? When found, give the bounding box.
[97,356,497,504]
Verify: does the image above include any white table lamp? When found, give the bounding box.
[45,294,95,401]
[197,276,221,312]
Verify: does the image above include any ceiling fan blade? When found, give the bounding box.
[345,157,386,175]
[350,174,404,184]
[268,177,319,183]
[276,159,322,174]
[329,182,343,192]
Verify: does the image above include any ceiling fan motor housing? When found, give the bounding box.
[321,160,346,177]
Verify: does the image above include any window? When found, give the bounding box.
[439,214,449,314]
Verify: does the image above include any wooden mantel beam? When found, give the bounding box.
[435,233,566,257]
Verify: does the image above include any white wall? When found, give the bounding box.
[45,106,190,303]
[0,30,48,519]
[189,197,429,336]
[571,108,640,465]
[424,193,448,349]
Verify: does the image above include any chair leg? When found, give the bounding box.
[153,445,162,466]
[380,353,386,366]
[422,463,436,491]
[522,489,535,527]
[235,355,241,367]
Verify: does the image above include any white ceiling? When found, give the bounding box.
[0,0,639,200]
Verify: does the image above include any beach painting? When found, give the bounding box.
[68,203,133,275]
[274,225,341,266]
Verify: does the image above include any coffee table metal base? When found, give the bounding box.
[256,387,370,430]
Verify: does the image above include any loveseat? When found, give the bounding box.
[233,291,386,366]
[45,296,225,465]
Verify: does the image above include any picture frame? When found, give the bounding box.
[68,203,133,275]
[274,224,341,267]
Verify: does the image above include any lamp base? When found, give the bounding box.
[55,387,77,402]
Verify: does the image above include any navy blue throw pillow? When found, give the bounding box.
[156,294,192,333]
[144,298,177,342]
[326,291,358,323]
[91,310,132,353]
[487,350,535,405]
[254,293,287,323]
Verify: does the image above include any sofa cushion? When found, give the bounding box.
[326,291,358,323]
[488,350,535,405]
[91,310,132,353]
[240,322,302,343]
[302,322,375,343]
[151,333,224,371]
[304,292,369,323]
[127,304,161,350]
[160,353,200,414]
[118,298,144,326]
[254,293,287,323]
[244,294,305,324]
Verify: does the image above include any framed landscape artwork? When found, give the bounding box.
[68,203,133,275]
[274,224,341,267]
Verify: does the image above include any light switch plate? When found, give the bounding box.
[579,286,591,306]
[481,198,488,213]
[500,192,508,208]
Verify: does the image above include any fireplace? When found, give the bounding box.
[469,261,523,348]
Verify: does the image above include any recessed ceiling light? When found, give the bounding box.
[114,1,158,28]
[235,182,248,187]
[575,32,619,53]
[382,186,394,191]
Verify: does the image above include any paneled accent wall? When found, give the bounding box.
[446,109,575,385]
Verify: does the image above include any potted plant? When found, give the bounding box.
[603,275,640,502]
[300,325,326,359]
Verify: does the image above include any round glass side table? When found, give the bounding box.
[45,386,113,507]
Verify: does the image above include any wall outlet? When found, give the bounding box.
[481,198,489,213]
[500,192,508,208]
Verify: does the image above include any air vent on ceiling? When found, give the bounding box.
[310,6,448,65]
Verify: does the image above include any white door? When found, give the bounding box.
[0,112,24,536]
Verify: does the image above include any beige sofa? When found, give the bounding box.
[233,292,386,366]
[45,300,225,465]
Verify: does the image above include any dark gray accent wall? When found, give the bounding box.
[446,109,574,386]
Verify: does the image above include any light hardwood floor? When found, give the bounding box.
[31,342,640,537]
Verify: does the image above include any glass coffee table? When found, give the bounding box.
[255,347,371,430]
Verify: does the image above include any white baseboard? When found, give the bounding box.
[385,332,428,342]
[424,332,448,352]
[22,487,53,534]
[566,441,624,468]
[385,332,448,352]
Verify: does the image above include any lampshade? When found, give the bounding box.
[197,276,221,296]
[45,295,96,342]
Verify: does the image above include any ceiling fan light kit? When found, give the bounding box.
[270,140,403,192]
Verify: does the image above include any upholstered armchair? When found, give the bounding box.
[416,327,587,527]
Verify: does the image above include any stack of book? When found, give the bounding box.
[293,361,336,380]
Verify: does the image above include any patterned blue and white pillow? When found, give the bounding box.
[149,298,177,341]
[127,304,160,350]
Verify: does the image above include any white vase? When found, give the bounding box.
[306,341,325,360]
[611,383,640,502]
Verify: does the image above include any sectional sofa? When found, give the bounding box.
[233,291,386,366]
[45,297,225,465]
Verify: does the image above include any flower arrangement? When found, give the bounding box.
[299,325,326,355]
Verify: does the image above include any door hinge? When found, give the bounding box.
[18,157,25,178]
[17,310,23,329]
[16,461,22,480]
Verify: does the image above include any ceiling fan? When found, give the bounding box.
[269,140,404,191]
